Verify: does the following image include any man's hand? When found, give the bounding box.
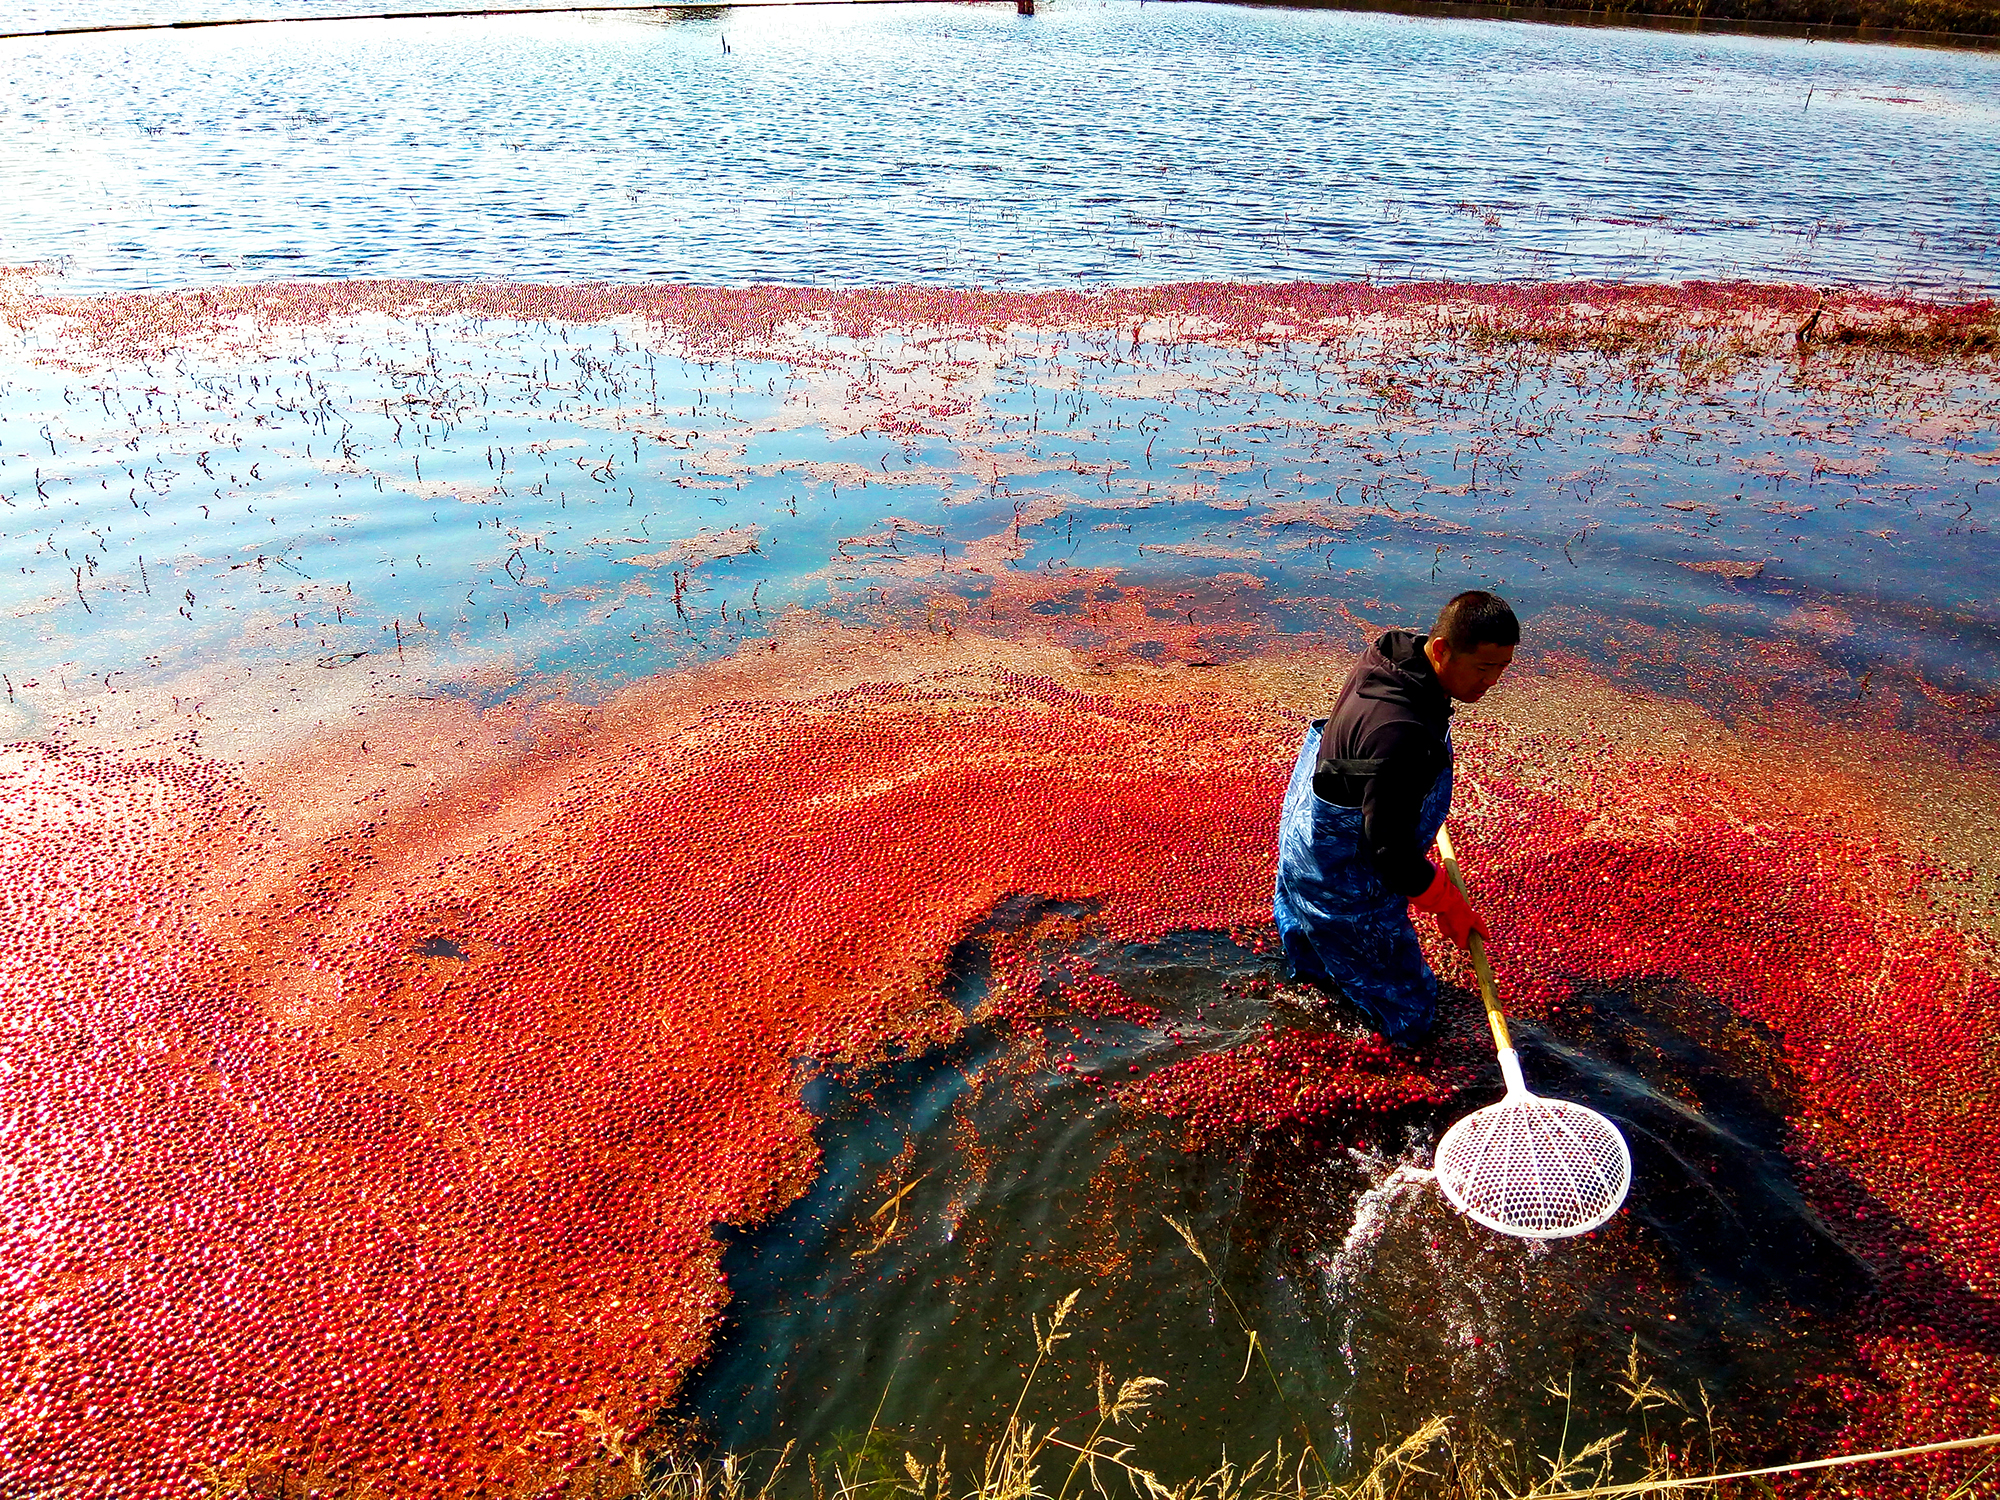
[1410,864,1490,952]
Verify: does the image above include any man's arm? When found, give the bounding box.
[1358,726,1439,897]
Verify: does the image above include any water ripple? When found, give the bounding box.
[2,2,1997,292]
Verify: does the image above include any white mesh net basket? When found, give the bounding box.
[1433,1053,1632,1240]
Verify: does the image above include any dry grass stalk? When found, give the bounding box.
[192,1292,1999,1500]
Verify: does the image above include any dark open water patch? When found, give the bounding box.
[674,912,1886,1489]
[679,917,1332,1475]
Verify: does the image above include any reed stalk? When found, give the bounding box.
[196,1311,2000,1500]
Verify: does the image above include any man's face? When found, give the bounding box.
[1426,639,1516,703]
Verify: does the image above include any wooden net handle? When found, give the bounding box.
[1433,822,1512,1056]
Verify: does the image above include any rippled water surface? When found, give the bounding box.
[5,2,1999,292]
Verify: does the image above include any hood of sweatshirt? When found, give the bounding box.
[1352,629,1451,721]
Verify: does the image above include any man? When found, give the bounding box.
[1273,591,1518,1045]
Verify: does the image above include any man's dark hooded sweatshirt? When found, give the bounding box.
[1310,630,1452,896]
[1270,629,1454,1042]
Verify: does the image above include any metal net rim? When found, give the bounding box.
[1434,1094,1633,1240]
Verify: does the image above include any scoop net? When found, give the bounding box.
[1434,1087,1632,1239]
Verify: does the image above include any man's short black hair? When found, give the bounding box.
[1431,590,1519,654]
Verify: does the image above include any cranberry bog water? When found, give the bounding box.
[3,274,1997,1497]
[5,2,2000,1496]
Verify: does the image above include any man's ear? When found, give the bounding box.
[1424,636,1450,672]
